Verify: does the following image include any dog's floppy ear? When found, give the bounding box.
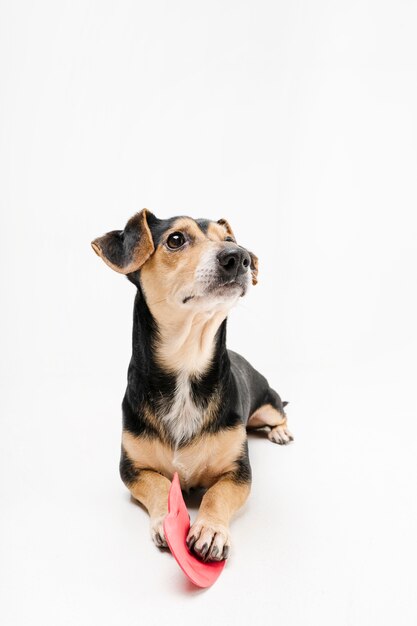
[217,218,236,241]
[249,251,259,285]
[91,209,155,274]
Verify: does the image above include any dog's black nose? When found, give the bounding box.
[217,247,250,278]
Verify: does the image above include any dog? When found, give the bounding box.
[92,209,293,562]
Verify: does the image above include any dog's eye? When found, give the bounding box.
[166,232,186,249]
[224,236,234,242]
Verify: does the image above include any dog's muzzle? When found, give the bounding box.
[184,245,252,304]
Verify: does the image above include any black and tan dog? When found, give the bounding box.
[92,209,293,562]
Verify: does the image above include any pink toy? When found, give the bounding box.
[163,472,226,588]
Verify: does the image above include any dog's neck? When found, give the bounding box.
[130,286,231,389]
[154,308,229,376]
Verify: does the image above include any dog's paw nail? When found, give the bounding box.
[189,520,231,561]
[199,542,209,558]
[186,529,199,548]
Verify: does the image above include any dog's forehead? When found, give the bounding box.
[148,215,229,245]
[195,219,231,241]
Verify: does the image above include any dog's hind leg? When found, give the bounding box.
[247,388,294,445]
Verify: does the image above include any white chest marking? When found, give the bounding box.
[159,371,203,445]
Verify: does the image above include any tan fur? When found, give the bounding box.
[247,403,287,429]
[154,308,230,375]
[91,209,155,274]
[197,475,251,526]
[128,469,171,520]
[122,424,247,490]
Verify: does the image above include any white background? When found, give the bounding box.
[1,1,417,624]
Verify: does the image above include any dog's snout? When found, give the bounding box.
[217,247,250,277]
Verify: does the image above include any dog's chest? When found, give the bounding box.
[122,425,246,489]
[157,371,204,445]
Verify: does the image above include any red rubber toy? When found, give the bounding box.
[163,472,226,588]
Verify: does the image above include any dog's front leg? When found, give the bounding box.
[120,453,171,548]
[186,470,251,561]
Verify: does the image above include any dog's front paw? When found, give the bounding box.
[150,514,168,549]
[268,424,294,445]
[186,519,231,561]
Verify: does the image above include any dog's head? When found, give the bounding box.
[91,209,258,316]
